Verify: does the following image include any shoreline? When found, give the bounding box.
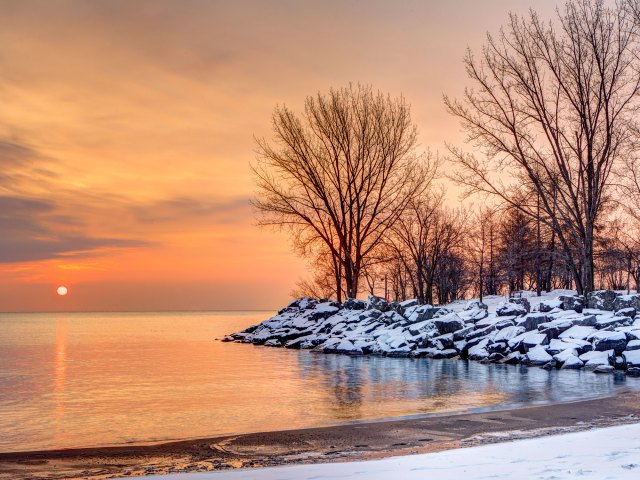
[2,391,640,479]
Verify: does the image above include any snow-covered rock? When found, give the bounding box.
[526,345,553,365]
[496,301,528,317]
[230,290,640,375]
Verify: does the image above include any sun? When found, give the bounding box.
[57,286,68,296]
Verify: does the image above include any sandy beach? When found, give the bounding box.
[2,390,640,480]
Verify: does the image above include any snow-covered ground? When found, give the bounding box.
[129,422,640,480]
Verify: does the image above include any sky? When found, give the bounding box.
[0,0,558,312]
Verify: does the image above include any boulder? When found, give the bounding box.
[367,295,390,312]
[587,290,618,311]
[596,315,631,329]
[465,299,488,311]
[501,351,524,365]
[343,298,367,310]
[493,325,526,343]
[434,313,465,335]
[613,294,640,312]
[560,354,584,369]
[526,345,553,365]
[497,301,527,317]
[509,297,531,313]
[558,325,596,341]
[487,341,509,354]
[588,330,627,355]
[622,349,640,367]
[516,313,548,331]
[559,295,585,313]
[580,349,614,369]
[615,307,636,319]
[399,298,419,309]
[431,349,458,359]
[538,320,574,339]
[522,333,548,349]
[539,298,562,313]
[626,367,640,377]
[626,339,640,351]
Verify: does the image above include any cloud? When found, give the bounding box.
[0,139,39,166]
[0,194,149,263]
[132,195,252,225]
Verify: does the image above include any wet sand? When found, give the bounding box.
[2,391,640,480]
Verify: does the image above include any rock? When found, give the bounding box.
[538,320,574,339]
[501,351,524,364]
[406,305,440,324]
[626,367,640,377]
[560,354,584,369]
[221,336,235,342]
[263,338,282,347]
[399,298,419,309]
[493,325,526,343]
[509,297,531,313]
[526,345,553,365]
[614,356,626,370]
[465,299,488,311]
[553,347,579,363]
[613,294,640,312]
[433,307,454,319]
[593,365,615,374]
[587,290,618,311]
[522,333,548,350]
[497,301,528,317]
[343,298,367,310]
[468,339,490,361]
[488,352,505,362]
[515,314,548,331]
[595,315,631,329]
[539,298,562,313]
[487,341,509,354]
[587,330,627,355]
[580,349,614,369]
[367,295,390,312]
[622,349,640,367]
[626,339,640,351]
[431,333,455,350]
[453,325,474,341]
[542,361,557,370]
[559,325,596,341]
[559,295,585,313]
[434,313,465,335]
[615,307,636,318]
[431,349,458,359]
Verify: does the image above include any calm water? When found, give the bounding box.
[0,311,639,453]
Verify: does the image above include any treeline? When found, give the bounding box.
[254,0,640,304]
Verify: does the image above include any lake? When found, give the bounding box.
[0,310,638,453]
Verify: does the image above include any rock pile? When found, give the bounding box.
[226,290,640,375]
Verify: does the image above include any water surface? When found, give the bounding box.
[0,311,638,453]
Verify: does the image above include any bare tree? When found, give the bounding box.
[254,84,429,301]
[445,0,640,296]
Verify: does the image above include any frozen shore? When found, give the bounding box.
[228,289,640,374]
[132,421,640,480]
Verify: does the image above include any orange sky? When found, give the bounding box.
[0,0,558,311]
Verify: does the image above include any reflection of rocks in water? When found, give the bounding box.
[295,353,636,420]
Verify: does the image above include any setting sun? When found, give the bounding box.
[56,286,68,296]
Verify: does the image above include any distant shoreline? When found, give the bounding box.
[2,391,640,479]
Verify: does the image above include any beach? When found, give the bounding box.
[2,390,640,479]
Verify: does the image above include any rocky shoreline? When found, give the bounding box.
[227,290,640,375]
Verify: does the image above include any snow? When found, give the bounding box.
[132,422,640,480]
[559,325,596,340]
